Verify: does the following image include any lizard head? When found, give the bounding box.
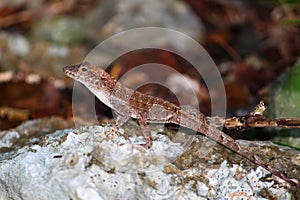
[63,62,107,87]
[63,62,117,108]
[63,62,117,91]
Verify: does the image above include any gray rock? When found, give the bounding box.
[8,35,30,57]
[32,16,84,45]
[85,0,205,42]
[0,118,299,199]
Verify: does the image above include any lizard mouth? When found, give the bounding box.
[63,64,80,78]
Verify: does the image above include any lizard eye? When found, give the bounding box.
[81,67,88,72]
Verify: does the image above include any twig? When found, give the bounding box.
[224,101,300,130]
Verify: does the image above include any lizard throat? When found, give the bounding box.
[86,84,113,109]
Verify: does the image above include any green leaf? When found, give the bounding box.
[270,58,300,118]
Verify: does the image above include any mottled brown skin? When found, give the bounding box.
[63,62,299,188]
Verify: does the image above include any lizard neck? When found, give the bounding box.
[79,69,118,109]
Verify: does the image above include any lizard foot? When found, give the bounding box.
[141,138,153,149]
[104,126,120,138]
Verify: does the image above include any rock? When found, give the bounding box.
[85,0,205,42]
[8,34,31,57]
[0,32,86,77]
[0,118,299,199]
[32,16,85,45]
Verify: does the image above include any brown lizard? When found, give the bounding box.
[63,62,299,188]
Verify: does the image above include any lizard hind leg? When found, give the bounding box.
[181,105,225,128]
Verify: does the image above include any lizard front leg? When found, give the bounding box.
[136,115,153,148]
[108,108,153,148]
[105,113,131,137]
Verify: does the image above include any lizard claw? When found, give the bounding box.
[141,138,153,149]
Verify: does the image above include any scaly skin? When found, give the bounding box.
[63,62,299,188]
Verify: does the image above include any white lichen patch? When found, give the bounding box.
[201,160,293,200]
[247,167,273,191]
[0,131,20,148]
[197,181,209,197]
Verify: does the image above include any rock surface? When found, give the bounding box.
[0,118,299,199]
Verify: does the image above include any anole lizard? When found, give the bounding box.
[63,62,299,188]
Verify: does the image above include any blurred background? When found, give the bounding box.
[0,0,299,148]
